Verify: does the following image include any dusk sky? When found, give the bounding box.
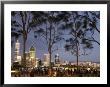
[11,11,100,63]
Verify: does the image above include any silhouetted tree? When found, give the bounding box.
[33,11,64,68]
[11,11,39,68]
[62,11,100,71]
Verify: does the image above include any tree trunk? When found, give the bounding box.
[47,24,52,76]
[20,11,27,68]
[48,46,51,68]
[22,31,27,68]
[75,30,79,71]
[49,24,52,68]
[76,42,79,71]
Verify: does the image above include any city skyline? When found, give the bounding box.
[12,39,100,65]
[11,37,100,63]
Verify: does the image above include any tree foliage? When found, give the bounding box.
[11,11,41,68]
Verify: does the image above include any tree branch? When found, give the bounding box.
[27,12,31,33]
[89,12,100,19]
[20,12,25,30]
[40,33,49,45]
[84,38,100,45]
[95,27,100,33]
[17,22,23,29]
[51,47,58,53]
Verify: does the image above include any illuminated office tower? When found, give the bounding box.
[35,58,39,67]
[55,53,60,64]
[29,46,36,68]
[43,53,50,67]
[30,46,36,59]
[15,40,20,61]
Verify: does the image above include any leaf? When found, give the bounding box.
[77,30,83,37]
[34,35,37,38]
[17,30,23,34]
[11,11,16,16]
[11,20,21,27]
[11,32,21,38]
[75,21,81,29]
[34,28,45,34]
[64,44,70,51]
[11,28,16,31]
[83,19,87,28]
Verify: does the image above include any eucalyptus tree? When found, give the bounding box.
[33,11,64,67]
[61,11,100,71]
[11,11,40,68]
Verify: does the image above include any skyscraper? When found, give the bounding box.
[14,40,20,61]
[55,53,60,64]
[29,46,36,68]
[30,46,36,59]
[43,53,50,67]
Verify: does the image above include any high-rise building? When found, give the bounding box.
[43,53,50,67]
[55,53,60,64]
[14,40,21,64]
[29,46,36,68]
[35,58,39,67]
[30,46,36,59]
[14,40,20,61]
[17,56,21,64]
